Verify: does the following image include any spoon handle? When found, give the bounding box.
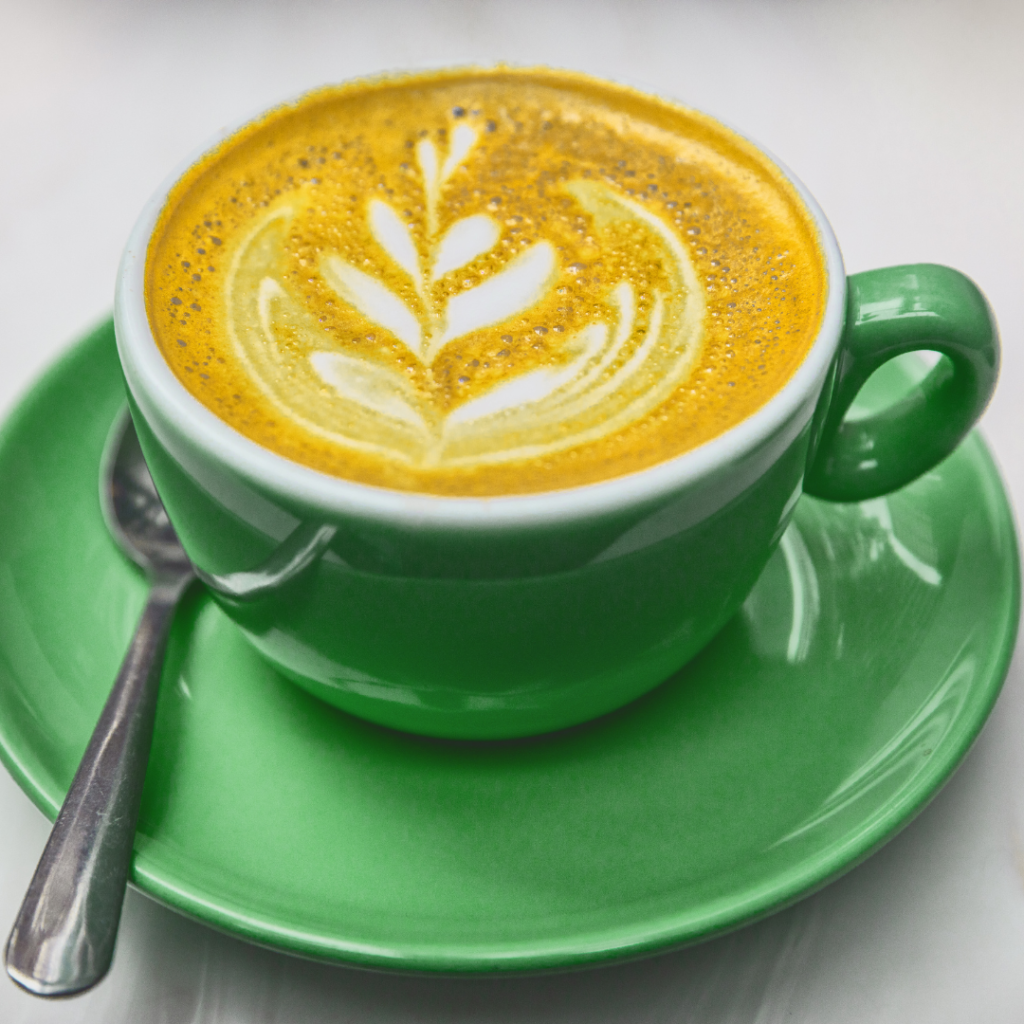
[4,572,193,997]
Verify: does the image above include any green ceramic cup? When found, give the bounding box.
[114,89,999,740]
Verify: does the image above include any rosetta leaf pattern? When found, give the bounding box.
[318,125,556,367]
[320,256,423,358]
[432,215,499,280]
[228,127,706,471]
[436,243,555,353]
[368,199,421,282]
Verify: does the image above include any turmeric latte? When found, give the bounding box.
[146,67,826,496]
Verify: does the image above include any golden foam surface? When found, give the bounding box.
[146,67,825,496]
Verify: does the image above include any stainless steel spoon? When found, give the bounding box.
[4,409,195,997]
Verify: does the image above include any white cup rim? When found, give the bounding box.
[115,66,847,530]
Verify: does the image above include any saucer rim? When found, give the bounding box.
[0,320,1019,972]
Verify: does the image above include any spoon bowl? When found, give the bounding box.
[101,411,194,574]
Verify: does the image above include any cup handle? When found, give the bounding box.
[804,263,999,502]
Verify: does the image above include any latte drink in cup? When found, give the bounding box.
[145,68,824,496]
[117,66,998,738]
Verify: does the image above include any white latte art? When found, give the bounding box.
[148,70,827,495]
[225,124,706,470]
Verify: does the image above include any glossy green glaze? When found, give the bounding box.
[126,344,817,739]
[806,264,999,500]
[131,397,807,739]
[0,323,1018,970]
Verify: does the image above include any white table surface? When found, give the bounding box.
[2,0,1023,1019]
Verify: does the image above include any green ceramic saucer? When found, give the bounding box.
[0,321,1018,972]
